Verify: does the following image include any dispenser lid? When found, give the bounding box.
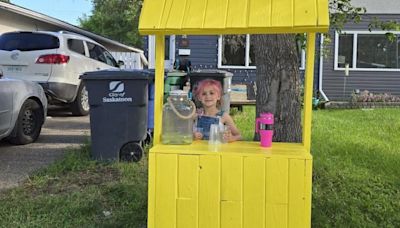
[169,90,188,97]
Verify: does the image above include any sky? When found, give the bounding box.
[11,0,93,26]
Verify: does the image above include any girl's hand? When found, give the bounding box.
[222,128,234,143]
[194,131,203,140]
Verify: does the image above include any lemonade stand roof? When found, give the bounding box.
[139,0,329,35]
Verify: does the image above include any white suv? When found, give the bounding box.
[0,31,122,115]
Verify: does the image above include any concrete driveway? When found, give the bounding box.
[0,106,90,190]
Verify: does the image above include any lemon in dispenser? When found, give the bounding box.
[162,90,196,144]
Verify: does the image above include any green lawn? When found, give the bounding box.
[0,107,399,227]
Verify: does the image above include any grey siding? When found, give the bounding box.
[321,14,400,101]
[143,35,315,92]
[175,35,257,84]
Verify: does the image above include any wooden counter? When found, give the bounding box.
[148,141,312,228]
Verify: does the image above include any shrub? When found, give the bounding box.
[351,90,400,103]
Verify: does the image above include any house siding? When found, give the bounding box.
[321,14,400,101]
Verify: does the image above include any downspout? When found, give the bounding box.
[319,34,329,101]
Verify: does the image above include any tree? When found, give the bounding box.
[252,0,400,142]
[79,0,143,47]
[0,0,10,3]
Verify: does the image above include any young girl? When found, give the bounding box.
[193,79,241,142]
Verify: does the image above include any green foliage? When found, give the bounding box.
[329,0,366,33]
[312,109,400,227]
[0,0,10,3]
[1,108,399,227]
[79,0,143,47]
[0,144,148,227]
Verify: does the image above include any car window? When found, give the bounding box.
[87,42,117,67]
[67,39,85,55]
[0,33,59,51]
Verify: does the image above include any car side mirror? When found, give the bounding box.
[118,60,124,68]
[0,69,3,79]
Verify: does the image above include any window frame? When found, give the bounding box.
[334,30,400,72]
[218,34,256,69]
[218,34,306,70]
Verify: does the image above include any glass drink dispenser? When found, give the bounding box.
[162,90,196,144]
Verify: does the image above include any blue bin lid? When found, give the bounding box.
[80,69,154,80]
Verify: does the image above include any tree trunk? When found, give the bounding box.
[252,34,302,142]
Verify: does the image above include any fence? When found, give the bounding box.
[111,52,143,69]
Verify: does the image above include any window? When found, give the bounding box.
[218,34,305,69]
[67,39,85,55]
[87,42,117,67]
[218,35,255,69]
[0,33,59,51]
[335,31,400,71]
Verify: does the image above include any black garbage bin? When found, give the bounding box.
[80,69,152,162]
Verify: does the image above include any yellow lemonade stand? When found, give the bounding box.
[139,0,329,227]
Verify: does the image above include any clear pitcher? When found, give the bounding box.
[162,90,196,144]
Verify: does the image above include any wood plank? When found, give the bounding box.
[165,0,187,29]
[177,155,199,228]
[294,0,317,26]
[221,201,242,228]
[154,154,177,228]
[148,153,156,228]
[266,158,288,204]
[221,156,243,228]
[182,0,207,29]
[304,159,313,228]
[243,157,266,228]
[288,159,306,227]
[271,0,293,27]
[266,204,288,228]
[198,155,220,228]
[221,156,243,201]
[177,199,198,228]
[226,0,248,28]
[204,0,229,29]
[160,0,174,28]
[248,0,272,28]
[139,0,164,29]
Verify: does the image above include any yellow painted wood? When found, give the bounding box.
[271,0,293,28]
[243,157,265,228]
[154,154,177,228]
[304,159,313,228]
[148,153,156,228]
[248,0,271,28]
[221,201,242,228]
[177,155,199,228]
[266,204,288,228]
[225,0,248,28]
[139,0,329,35]
[317,0,330,27]
[203,0,228,29]
[198,156,220,228]
[153,35,165,145]
[182,0,207,29]
[149,150,313,228]
[164,0,186,30]
[266,158,288,204]
[221,156,243,201]
[150,141,311,159]
[288,159,306,227]
[221,156,243,228]
[302,33,316,152]
[294,0,317,26]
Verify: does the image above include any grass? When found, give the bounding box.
[0,107,399,227]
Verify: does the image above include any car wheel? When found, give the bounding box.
[71,83,90,116]
[8,99,44,145]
